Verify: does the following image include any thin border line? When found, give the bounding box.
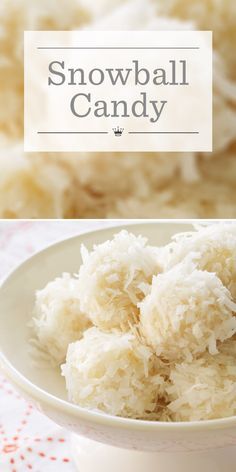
[37,131,199,135]
[37,131,108,135]
[128,131,199,134]
[37,47,200,50]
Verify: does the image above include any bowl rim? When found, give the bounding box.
[1,221,236,433]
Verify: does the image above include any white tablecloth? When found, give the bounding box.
[0,220,121,472]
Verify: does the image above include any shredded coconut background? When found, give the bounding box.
[0,0,235,218]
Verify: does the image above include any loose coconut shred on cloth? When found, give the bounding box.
[32,224,236,421]
[0,0,236,218]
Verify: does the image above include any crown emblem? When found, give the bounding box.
[112,126,124,137]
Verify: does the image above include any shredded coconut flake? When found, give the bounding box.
[160,223,236,300]
[139,262,236,361]
[32,273,91,365]
[167,339,236,421]
[77,230,160,331]
[62,327,166,419]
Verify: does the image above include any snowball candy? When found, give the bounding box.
[160,223,236,300]
[77,230,160,331]
[139,263,236,361]
[62,327,166,419]
[167,339,236,421]
[33,273,91,364]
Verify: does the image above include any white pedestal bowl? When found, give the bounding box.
[1,222,236,472]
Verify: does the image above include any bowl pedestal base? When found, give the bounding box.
[71,435,236,472]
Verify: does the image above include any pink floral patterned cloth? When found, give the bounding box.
[0,220,118,472]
